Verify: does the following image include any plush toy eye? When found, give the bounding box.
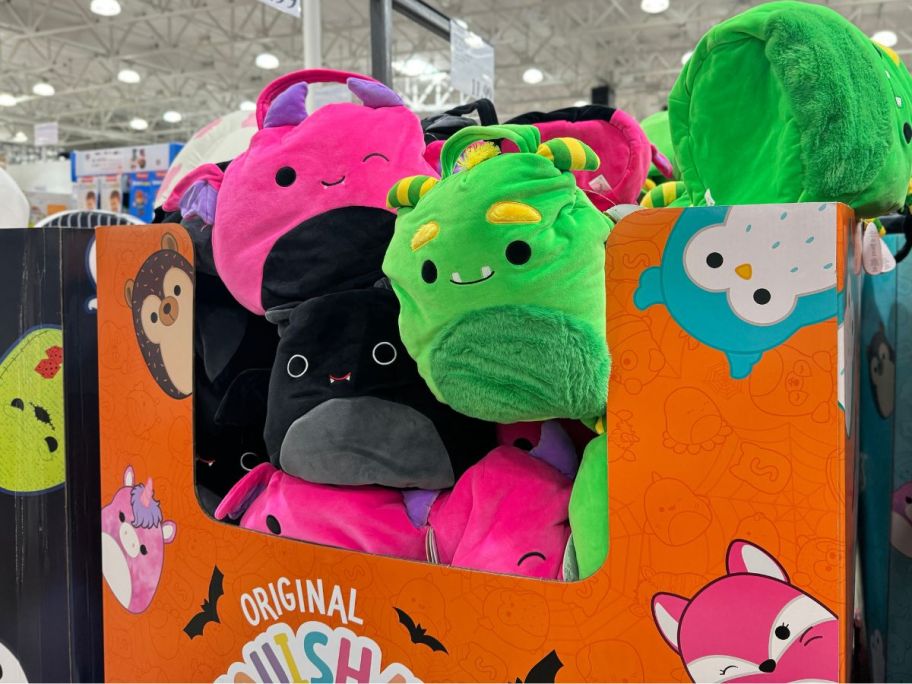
[753,288,771,305]
[266,514,282,535]
[10,398,23,410]
[904,122,912,143]
[505,240,532,265]
[422,260,438,284]
[45,436,58,453]
[286,354,309,378]
[363,152,390,162]
[706,252,723,268]
[174,284,182,296]
[275,166,297,187]
[372,342,397,366]
[150,312,158,324]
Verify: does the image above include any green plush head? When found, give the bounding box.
[0,327,65,494]
[383,124,612,423]
[640,111,676,184]
[669,1,912,217]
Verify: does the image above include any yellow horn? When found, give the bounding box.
[387,175,438,209]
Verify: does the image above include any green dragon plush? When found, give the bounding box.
[383,124,613,424]
[0,327,65,494]
[669,1,912,217]
[640,110,677,186]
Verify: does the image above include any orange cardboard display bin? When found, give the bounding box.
[96,202,858,683]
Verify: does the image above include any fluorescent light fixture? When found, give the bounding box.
[522,67,544,84]
[162,110,182,123]
[641,0,669,13]
[255,52,280,70]
[12,131,28,143]
[872,30,898,47]
[574,99,588,107]
[681,50,693,65]
[239,100,256,112]
[117,68,141,84]
[129,117,149,131]
[90,0,121,17]
[0,93,17,107]
[395,57,433,77]
[32,82,55,97]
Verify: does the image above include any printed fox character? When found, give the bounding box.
[651,539,838,683]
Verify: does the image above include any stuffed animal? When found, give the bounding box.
[164,69,437,315]
[669,1,912,217]
[383,124,613,423]
[639,110,676,187]
[264,284,494,488]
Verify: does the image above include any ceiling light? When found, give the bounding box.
[574,99,588,107]
[641,0,669,13]
[90,0,121,17]
[117,68,141,84]
[239,100,256,112]
[452,18,468,29]
[255,52,280,70]
[129,117,149,131]
[872,30,898,47]
[12,131,28,143]
[0,93,17,107]
[396,57,432,77]
[681,50,693,65]
[32,82,55,97]
[522,67,544,84]
[162,110,182,123]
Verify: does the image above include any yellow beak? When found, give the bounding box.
[735,263,753,280]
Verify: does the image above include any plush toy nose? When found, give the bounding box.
[159,297,179,326]
[758,659,776,673]
[735,263,753,280]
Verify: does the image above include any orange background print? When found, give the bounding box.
[97,205,855,682]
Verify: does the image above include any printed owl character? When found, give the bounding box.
[383,124,613,423]
[669,1,912,218]
[0,327,65,494]
[635,204,840,379]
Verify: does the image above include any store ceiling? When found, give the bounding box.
[0,0,910,151]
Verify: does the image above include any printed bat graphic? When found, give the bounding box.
[515,650,563,683]
[183,565,225,639]
[393,606,449,653]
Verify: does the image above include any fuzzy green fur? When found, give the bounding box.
[430,305,610,423]
[669,1,912,217]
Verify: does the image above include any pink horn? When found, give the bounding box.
[141,477,153,506]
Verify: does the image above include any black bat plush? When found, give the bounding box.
[393,607,448,654]
[515,650,563,683]
[183,566,225,639]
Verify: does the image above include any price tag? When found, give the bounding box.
[257,0,301,17]
[450,21,494,101]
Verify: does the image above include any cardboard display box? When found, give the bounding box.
[96,202,857,682]
[0,228,103,683]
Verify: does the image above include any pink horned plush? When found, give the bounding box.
[164,69,437,315]
[101,466,176,614]
[651,540,838,683]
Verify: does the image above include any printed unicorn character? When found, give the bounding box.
[101,466,176,613]
[651,540,838,683]
[891,481,912,557]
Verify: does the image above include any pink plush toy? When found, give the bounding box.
[215,424,577,579]
[101,466,177,614]
[164,69,437,315]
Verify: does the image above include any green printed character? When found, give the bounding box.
[0,327,65,494]
[383,124,613,423]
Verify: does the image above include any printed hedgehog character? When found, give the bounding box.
[383,124,613,424]
[124,233,194,399]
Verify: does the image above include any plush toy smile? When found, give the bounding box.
[321,176,345,187]
[451,267,494,285]
[329,372,352,383]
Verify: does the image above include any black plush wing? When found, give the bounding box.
[524,650,563,683]
[394,607,419,639]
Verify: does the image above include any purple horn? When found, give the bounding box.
[263,82,309,128]
[347,77,403,108]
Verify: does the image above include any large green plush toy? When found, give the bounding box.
[0,327,65,494]
[383,124,612,424]
[669,1,912,217]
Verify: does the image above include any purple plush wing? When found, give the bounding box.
[179,179,219,225]
[530,420,579,479]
